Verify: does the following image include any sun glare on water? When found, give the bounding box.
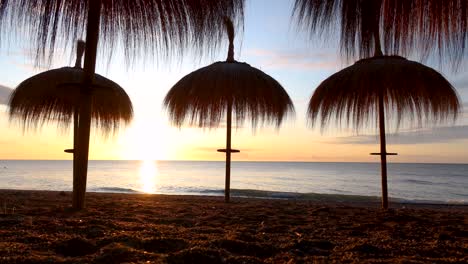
[138,160,159,193]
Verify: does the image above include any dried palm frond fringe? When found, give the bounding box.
[9,68,133,135]
[293,0,468,67]
[164,61,294,129]
[0,0,244,66]
[308,56,460,131]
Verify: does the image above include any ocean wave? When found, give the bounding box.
[404,179,434,185]
[164,188,382,202]
[233,190,467,205]
[393,197,467,205]
[92,187,140,193]
[89,187,467,205]
[230,189,381,202]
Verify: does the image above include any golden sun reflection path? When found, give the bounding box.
[138,160,158,193]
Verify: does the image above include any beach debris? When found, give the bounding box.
[96,242,161,263]
[213,239,277,258]
[226,255,264,264]
[24,216,33,226]
[166,247,225,264]
[0,214,24,226]
[55,237,97,257]
[347,243,381,254]
[86,225,106,239]
[311,207,330,215]
[142,237,189,253]
[1,201,16,215]
[291,239,335,256]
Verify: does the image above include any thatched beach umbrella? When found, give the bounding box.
[164,19,294,203]
[309,55,460,209]
[293,0,463,209]
[9,40,133,206]
[302,0,461,209]
[0,0,244,209]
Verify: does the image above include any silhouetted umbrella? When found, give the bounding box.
[9,40,132,205]
[308,49,460,210]
[294,0,462,209]
[0,0,244,209]
[164,19,294,202]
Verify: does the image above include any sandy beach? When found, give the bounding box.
[0,190,466,263]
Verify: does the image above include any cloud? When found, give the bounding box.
[0,85,13,105]
[452,76,468,90]
[333,125,468,145]
[245,48,340,71]
[459,102,468,121]
[5,46,75,73]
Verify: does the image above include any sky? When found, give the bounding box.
[0,0,467,163]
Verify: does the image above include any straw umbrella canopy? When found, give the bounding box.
[10,41,132,133]
[164,19,294,203]
[0,0,244,210]
[9,40,133,203]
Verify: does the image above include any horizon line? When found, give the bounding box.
[0,159,467,165]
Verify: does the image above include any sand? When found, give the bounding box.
[0,190,466,263]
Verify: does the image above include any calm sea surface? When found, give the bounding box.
[0,160,466,204]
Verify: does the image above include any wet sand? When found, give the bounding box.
[0,190,466,263]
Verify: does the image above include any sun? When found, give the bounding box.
[121,116,172,161]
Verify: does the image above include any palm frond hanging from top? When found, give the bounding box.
[0,0,245,66]
[293,0,468,67]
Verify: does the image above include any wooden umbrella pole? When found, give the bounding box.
[71,41,84,206]
[373,16,389,210]
[378,93,388,209]
[224,18,235,203]
[225,101,232,203]
[72,109,78,198]
[73,0,101,210]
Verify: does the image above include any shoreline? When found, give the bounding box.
[1,190,466,263]
[1,188,466,208]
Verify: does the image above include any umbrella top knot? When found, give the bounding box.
[214,61,250,66]
[224,18,235,62]
[74,40,86,68]
[355,55,407,65]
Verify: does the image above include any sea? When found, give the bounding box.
[0,160,466,205]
